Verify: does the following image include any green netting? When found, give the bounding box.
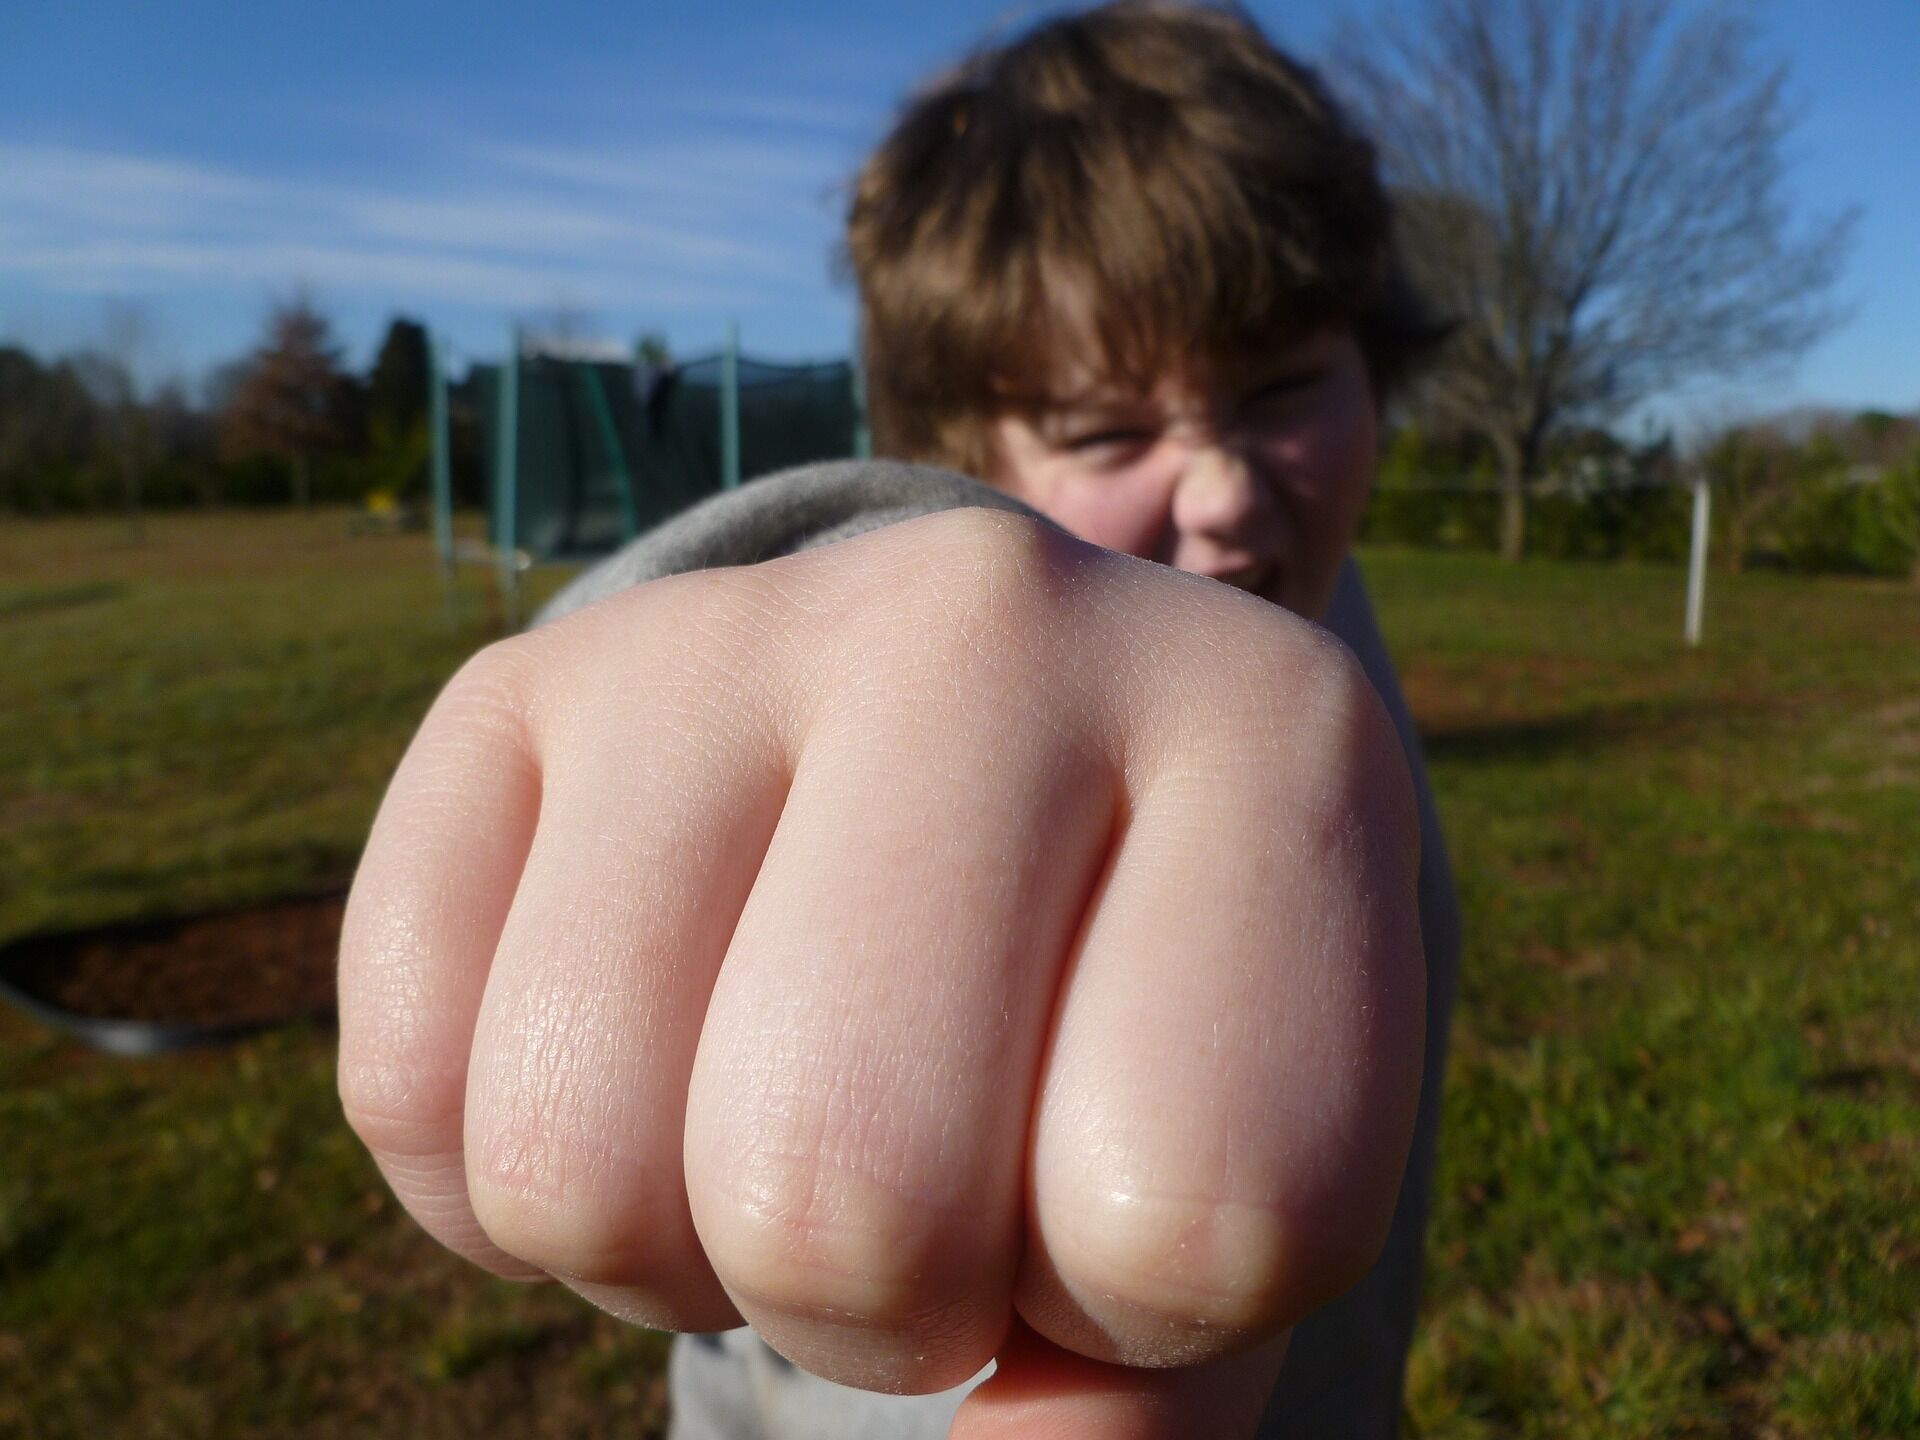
[473,357,637,558]
[475,350,859,561]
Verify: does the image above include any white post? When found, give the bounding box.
[1685,476,1711,646]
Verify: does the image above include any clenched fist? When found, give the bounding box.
[338,507,1424,1437]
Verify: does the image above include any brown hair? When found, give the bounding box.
[844,0,1443,477]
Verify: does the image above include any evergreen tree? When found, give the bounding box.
[367,317,432,441]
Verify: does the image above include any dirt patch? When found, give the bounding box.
[1871,696,1920,728]
[1,894,343,1028]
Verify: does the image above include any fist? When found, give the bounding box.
[338,508,1424,1427]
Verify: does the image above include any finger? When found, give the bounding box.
[460,596,791,1332]
[683,620,1117,1396]
[337,641,547,1279]
[952,1320,1290,1440]
[1018,630,1427,1365]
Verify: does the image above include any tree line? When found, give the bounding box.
[3,292,1915,578]
[3,0,1911,577]
[1362,409,1920,580]
[0,302,489,518]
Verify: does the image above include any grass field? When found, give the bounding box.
[3,510,1915,1438]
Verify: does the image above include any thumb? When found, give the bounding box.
[949,1320,1290,1440]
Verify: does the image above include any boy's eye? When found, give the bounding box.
[1241,371,1325,414]
[1065,428,1153,456]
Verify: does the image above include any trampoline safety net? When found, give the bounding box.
[475,351,860,561]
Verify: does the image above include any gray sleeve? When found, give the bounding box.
[534,458,1044,627]
[1258,559,1461,1440]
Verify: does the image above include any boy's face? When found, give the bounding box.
[986,326,1376,621]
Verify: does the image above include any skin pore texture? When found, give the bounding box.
[986,327,1379,622]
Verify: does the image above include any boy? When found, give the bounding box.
[338,5,1458,1438]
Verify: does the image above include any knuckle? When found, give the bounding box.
[782,507,1108,740]
[1307,644,1422,870]
[1297,633,1394,765]
[464,1148,687,1290]
[1225,622,1419,861]
[552,566,794,732]
[884,509,1082,662]
[1237,612,1367,734]
[445,632,539,713]
[921,503,1060,579]
[427,634,548,752]
[337,1057,462,1162]
[695,1146,993,1331]
[1049,1184,1304,1334]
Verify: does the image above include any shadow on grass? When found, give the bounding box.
[0,581,128,620]
[1420,696,1759,764]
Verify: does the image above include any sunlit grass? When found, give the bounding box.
[2,514,1914,1436]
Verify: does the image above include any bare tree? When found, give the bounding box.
[220,295,351,507]
[1334,0,1854,560]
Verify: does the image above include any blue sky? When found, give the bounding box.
[2,0,1914,425]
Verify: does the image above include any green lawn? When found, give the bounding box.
[2,512,1915,1438]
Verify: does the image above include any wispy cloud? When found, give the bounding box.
[0,132,840,312]
[2,238,749,311]
[0,140,271,228]
[484,134,857,214]
[652,89,876,133]
[330,191,795,274]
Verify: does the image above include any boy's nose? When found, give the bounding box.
[1170,442,1267,544]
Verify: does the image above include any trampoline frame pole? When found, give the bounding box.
[720,321,741,490]
[496,326,522,629]
[852,360,872,460]
[580,363,639,542]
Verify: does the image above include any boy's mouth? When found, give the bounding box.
[1216,559,1278,597]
